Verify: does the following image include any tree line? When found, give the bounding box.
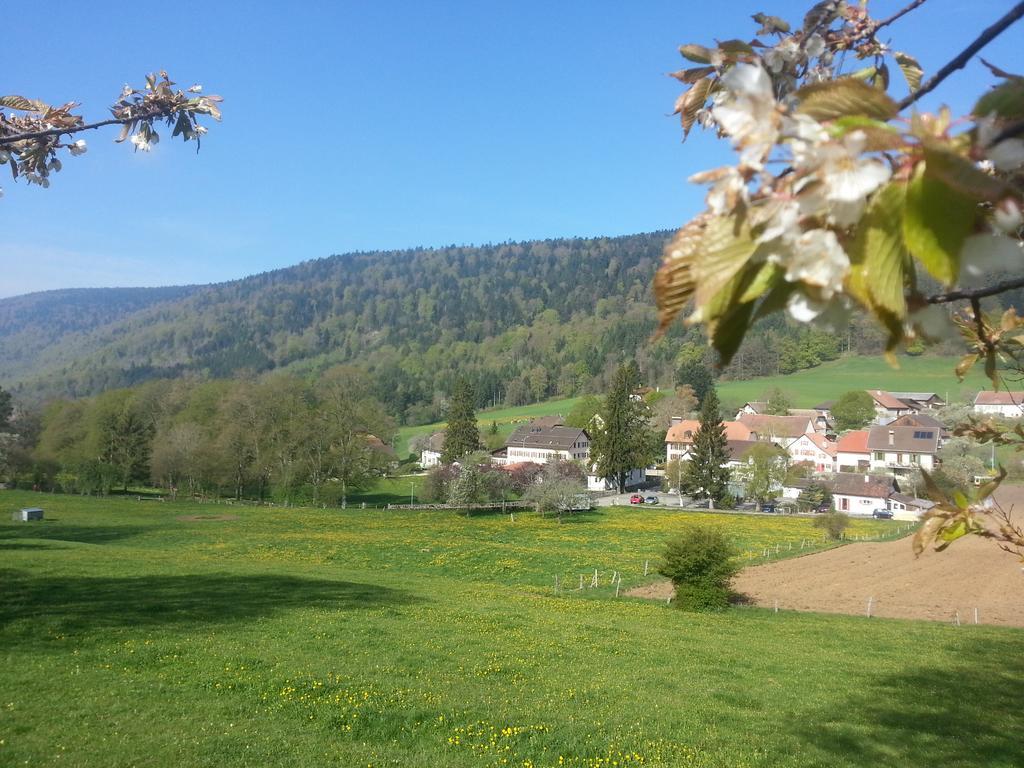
[3,369,396,505]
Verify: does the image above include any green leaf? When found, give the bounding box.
[923,143,1010,201]
[893,51,923,92]
[849,182,908,331]
[956,352,980,380]
[692,216,758,311]
[717,39,756,55]
[679,44,715,64]
[831,116,903,151]
[974,78,1024,120]
[795,77,899,122]
[737,260,782,303]
[903,161,976,285]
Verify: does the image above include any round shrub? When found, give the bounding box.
[658,526,740,611]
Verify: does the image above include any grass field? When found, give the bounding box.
[2,490,1022,767]
[717,354,990,409]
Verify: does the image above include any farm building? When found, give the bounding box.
[974,391,1024,418]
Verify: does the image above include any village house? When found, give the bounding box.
[735,402,831,434]
[736,413,816,449]
[867,424,940,475]
[419,431,446,469]
[505,424,591,464]
[889,392,945,410]
[974,391,1024,418]
[866,389,917,424]
[829,473,899,514]
[835,430,871,472]
[888,412,948,443]
[786,432,837,473]
[664,419,755,462]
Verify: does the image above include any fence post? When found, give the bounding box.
[866,596,874,618]
[644,559,649,576]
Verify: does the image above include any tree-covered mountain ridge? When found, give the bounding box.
[1,232,685,416]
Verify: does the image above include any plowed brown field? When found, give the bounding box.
[628,485,1024,626]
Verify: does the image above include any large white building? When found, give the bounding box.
[866,425,939,476]
[974,391,1024,418]
[505,425,591,464]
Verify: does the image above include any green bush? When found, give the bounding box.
[813,511,850,541]
[658,526,740,611]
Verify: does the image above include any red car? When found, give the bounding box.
[629,494,645,504]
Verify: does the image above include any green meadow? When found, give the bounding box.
[2,490,1021,768]
[716,355,989,409]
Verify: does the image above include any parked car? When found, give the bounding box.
[629,494,644,505]
[760,503,777,514]
[872,508,894,519]
[644,496,659,504]
[815,502,832,513]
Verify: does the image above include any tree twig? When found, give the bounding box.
[0,109,173,147]
[896,1,1024,111]
[874,0,929,33]
[926,276,1024,305]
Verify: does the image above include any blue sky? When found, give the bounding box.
[1,0,1020,297]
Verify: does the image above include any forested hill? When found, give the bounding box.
[2,232,695,420]
[0,285,199,378]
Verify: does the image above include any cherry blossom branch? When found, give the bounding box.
[0,111,171,147]
[896,0,1024,111]
[926,276,1024,305]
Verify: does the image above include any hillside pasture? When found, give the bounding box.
[2,490,1022,768]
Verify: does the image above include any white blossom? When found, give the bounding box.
[782,228,849,298]
[755,200,801,245]
[908,304,956,341]
[689,166,748,215]
[188,84,203,93]
[130,131,159,152]
[960,233,1024,281]
[711,63,780,170]
[994,198,1022,235]
[793,130,890,227]
[977,114,1024,172]
[765,37,800,73]
[69,139,87,156]
[804,33,826,58]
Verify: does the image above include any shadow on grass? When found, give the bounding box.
[0,569,418,636]
[792,634,1024,767]
[0,523,149,546]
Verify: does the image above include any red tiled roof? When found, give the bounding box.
[835,430,870,453]
[807,432,838,456]
[737,413,814,438]
[666,420,753,443]
[867,389,908,410]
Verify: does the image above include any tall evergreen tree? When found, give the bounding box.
[441,378,480,463]
[591,363,652,493]
[683,386,731,509]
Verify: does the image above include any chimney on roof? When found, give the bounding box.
[864,474,869,483]
[670,416,682,426]
[888,429,895,446]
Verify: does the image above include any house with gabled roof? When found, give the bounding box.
[828,473,899,514]
[867,390,916,424]
[867,424,940,475]
[890,392,945,410]
[974,391,1024,418]
[505,423,591,464]
[835,430,871,472]
[786,432,837,473]
[889,412,948,443]
[419,431,446,469]
[665,419,755,462]
[736,403,832,433]
[737,413,815,449]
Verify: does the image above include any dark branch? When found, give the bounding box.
[896,1,1024,111]
[927,276,1024,305]
[874,0,929,33]
[0,109,173,147]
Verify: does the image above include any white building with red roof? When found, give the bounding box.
[974,391,1024,418]
[835,430,871,472]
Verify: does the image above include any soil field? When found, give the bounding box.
[630,486,1024,627]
